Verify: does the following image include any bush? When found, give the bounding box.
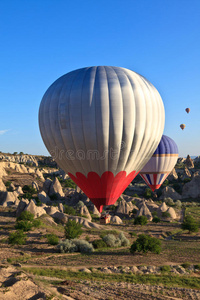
[182,215,199,233]
[129,208,138,216]
[15,220,33,231]
[175,200,182,208]
[144,188,152,199]
[5,181,12,187]
[103,234,121,247]
[57,239,94,253]
[183,178,191,183]
[92,239,107,249]
[8,230,27,245]
[164,197,174,206]
[64,178,76,189]
[76,201,84,209]
[58,239,78,253]
[133,193,139,197]
[134,216,148,225]
[64,205,76,216]
[130,234,161,254]
[32,219,42,228]
[118,232,130,246]
[162,211,171,218]
[102,232,130,248]
[46,234,59,245]
[152,216,161,223]
[161,265,171,272]
[65,220,83,239]
[17,211,34,222]
[22,185,37,195]
[162,179,169,187]
[73,239,94,253]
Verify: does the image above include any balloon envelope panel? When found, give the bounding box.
[39,66,165,212]
[140,135,178,191]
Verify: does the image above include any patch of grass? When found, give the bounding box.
[23,267,200,289]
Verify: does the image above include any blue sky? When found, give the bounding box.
[0,0,200,157]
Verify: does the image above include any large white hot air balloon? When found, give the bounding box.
[39,66,165,212]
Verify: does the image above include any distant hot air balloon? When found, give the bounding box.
[185,108,190,113]
[39,66,165,212]
[140,135,178,191]
[180,124,186,130]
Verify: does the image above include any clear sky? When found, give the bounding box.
[0,0,200,157]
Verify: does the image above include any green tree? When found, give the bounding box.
[182,215,199,233]
[8,230,27,245]
[144,188,152,199]
[134,216,148,225]
[17,211,34,222]
[65,220,83,239]
[130,234,161,254]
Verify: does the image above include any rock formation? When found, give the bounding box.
[182,175,200,198]
[136,202,152,221]
[185,155,194,169]
[160,186,181,200]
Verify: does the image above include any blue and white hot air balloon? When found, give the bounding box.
[140,135,178,191]
[39,66,165,212]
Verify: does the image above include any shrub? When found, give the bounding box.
[32,219,42,228]
[134,216,148,225]
[92,239,107,249]
[152,216,161,223]
[58,239,77,253]
[76,201,84,209]
[164,197,174,206]
[64,205,76,216]
[64,178,76,189]
[162,179,169,187]
[182,215,199,233]
[103,234,121,247]
[8,230,27,245]
[152,211,158,217]
[161,265,171,272]
[175,200,182,208]
[144,188,152,199]
[17,211,34,222]
[162,211,171,218]
[129,208,138,216]
[183,178,191,183]
[65,220,83,239]
[102,233,130,248]
[133,194,139,198]
[73,239,94,253]
[57,239,94,253]
[15,220,33,231]
[130,234,161,254]
[5,181,12,187]
[22,185,37,195]
[118,232,130,246]
[181,262,191,269]
[46,234,59,245]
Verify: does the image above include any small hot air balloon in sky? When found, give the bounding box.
[140,135,178,191]
[180,124,186,130]
[185,108,190,113]
[39,66,165,212]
